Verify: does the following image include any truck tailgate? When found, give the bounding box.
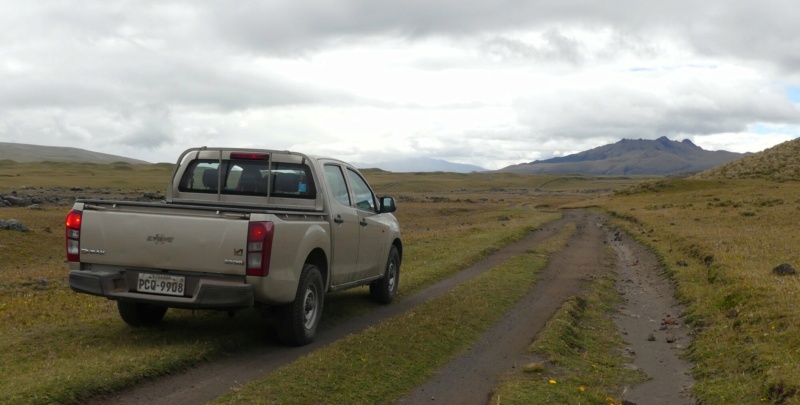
[79,206,249,276]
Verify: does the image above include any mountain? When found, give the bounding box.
[498,137,744,175]
[0,142,149,164]
[356,157,486,173]
[694,137,800,182]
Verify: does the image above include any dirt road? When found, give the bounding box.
[96,210,694,404]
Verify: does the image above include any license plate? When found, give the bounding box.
[137,273,185,296]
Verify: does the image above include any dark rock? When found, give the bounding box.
[3,195,27,206]
[773,263,797,276]
[142,193,165,200]
[676,260,688,267]
[4,219,28,232]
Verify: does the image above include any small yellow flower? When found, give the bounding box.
[579,386,586,392]
[549,379,557,384]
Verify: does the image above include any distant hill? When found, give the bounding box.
[695,137,800,181]
[0,142,149,164]
[498,137,744,175]
[356,157,486,173]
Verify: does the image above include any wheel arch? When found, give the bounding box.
[305,248,329,291]
[392,238,403,265]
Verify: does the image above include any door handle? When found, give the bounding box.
[360,219,368,226]
[334,215,344,224]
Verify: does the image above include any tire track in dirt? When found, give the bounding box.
[397,210,606,404]
[98,212,582,405]
[397,211,695,405]
[612,228,694,404]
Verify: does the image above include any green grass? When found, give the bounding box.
[490,274,646,404]
[214,220,577,404]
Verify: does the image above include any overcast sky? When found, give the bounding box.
[1,1,799,169]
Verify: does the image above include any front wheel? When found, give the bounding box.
[370,246,400,304]
[276,263,324,346]
[117,301,168,327]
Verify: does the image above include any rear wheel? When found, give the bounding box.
[370,246,400,304]
[117,301,168,327]
[276,264,324,346]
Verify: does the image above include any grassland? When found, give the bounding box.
[2,162,624,404]
[6,155,800,404]
[586,178,800,404]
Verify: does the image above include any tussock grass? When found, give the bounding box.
[600,178,800,403]
[695,138,800,182]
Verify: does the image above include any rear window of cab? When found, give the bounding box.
[178,159,316,199]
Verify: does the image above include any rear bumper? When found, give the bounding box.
[69,269,254,310]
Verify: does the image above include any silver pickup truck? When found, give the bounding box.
[66,147,402,345]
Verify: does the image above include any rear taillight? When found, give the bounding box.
[65,209,82,262]
[247,221,274,276]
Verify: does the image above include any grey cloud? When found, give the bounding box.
[114,103,175,148]
[481,30,584,65]
[207,0,800,71]
[514,79,800,140]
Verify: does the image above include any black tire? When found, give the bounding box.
[370,246,400,304]
[276,264,324,346]
[117,301,168,327]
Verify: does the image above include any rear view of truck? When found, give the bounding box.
[66,147,401,346]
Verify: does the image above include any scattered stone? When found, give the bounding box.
[647,333,656,342]
[28,204,44,210]
[662,317,679,325]
[773,263,797,276]
[1,219,28,232]
[676,260,688,267]
[142,192,166,200]
[666,336,676,344]
[1,195,27,206]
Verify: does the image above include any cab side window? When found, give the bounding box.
[346,168,376,212]
[324,165,351,206]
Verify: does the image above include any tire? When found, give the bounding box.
[276,264,324,346]
[117,301,168,327]
[370,246,400,304]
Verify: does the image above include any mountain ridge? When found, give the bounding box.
[355,157,486,173]
[0,142,150,164]
[499,136,744,175]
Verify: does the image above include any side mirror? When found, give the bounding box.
[378,196,397,213]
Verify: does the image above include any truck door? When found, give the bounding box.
[323,164,361,286]
[345,168,385,280]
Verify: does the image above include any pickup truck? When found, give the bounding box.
[66,147,402,345]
